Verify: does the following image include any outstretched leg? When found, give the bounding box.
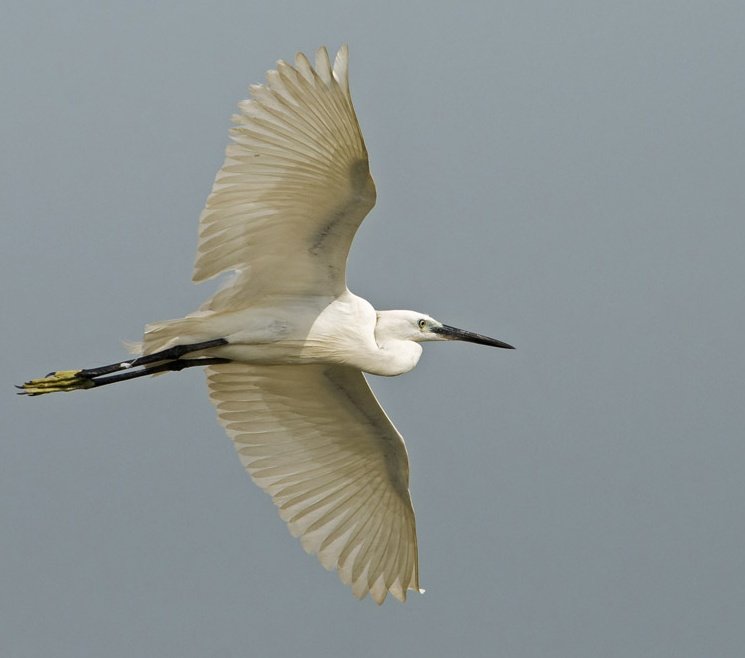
[18,338,230,396]
[75,338,229,378]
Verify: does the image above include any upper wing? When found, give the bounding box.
[206,362,420,604]
[194,46,376,309]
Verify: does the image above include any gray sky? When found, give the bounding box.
[3,1,745,656]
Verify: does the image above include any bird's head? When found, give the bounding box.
[375,310,515,349]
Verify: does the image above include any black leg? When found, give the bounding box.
[19,338,231,396]
[85,357,231,389]
[77,338,229,378]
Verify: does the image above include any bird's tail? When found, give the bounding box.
[140,313,213,355]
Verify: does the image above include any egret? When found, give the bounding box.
[20,46,514,604]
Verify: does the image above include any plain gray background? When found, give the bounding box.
[3,1,744,656]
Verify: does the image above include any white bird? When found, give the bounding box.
[21,45,514,604]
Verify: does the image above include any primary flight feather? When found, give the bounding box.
[21,45,514,604]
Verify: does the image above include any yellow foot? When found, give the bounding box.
[19,370,95,395]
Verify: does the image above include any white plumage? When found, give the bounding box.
[207,363,418,603]
[22,45,514,605]
[193,45,375,308]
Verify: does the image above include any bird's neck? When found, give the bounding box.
[362,339,422,377]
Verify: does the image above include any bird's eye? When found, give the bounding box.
[418,319,427,329]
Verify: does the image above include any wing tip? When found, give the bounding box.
[272,45,348,92]
[333,44,351,95]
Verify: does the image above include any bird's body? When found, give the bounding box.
[142,293,422,377]
[21,45,514,604]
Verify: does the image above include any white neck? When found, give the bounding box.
[361,338,422,377]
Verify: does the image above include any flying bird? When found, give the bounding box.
[20,45,514,604]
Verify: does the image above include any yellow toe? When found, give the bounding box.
[20,370,94,395]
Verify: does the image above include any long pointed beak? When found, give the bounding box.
[432,324,515,349]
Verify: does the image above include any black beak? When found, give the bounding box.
[432,324,515,349]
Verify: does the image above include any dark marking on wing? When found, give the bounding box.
[308,158,376,256]
[323,366,411,499]
[310,208,348,255]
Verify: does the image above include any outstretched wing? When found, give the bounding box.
[194,46,376,309]
[206,362,421,604]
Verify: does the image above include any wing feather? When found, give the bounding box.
[206,362,420,604]
[194,46,376,308]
